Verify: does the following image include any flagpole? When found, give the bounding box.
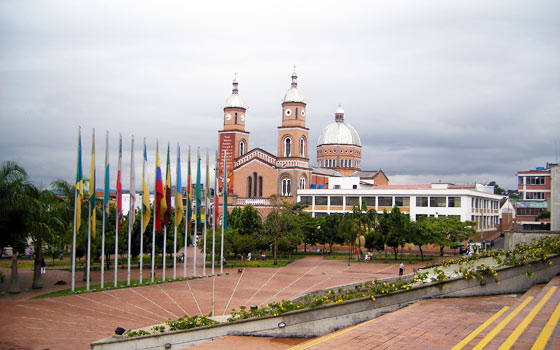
[220,149,226,274]
[127,135,135,286]
[114,133,122,288]
[71,127,81,293]
[185,145,191,279]
[101,130,109,290]
[86,128,95,291]
[203,151,208,276]
[184,201,188,278]
[72,186,78,292]
[152,141,158,283]
[212,150,217,276]
[140,137,146,285]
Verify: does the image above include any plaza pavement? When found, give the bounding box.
[1,250,558,350]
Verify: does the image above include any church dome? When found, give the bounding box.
[283,68,305,103]
[224,78,246,109]
[317,107,361,146]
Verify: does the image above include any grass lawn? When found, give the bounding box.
[324,253,437,264]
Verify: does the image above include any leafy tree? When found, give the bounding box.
[0,161,33,293]
[316,214,342,252]
[536,211,550,222]
[488,181,506,195]
[298,210,318,252]
[29,188,68,289]
[377,207,409,260]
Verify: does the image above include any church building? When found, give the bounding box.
[217,69,386,218]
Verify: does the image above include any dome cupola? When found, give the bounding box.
[224,77,246,109]
[317,106,361,147]
[283,67,305,104]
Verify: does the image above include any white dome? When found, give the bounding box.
[318,121,361,146]
[283,87,305,103]
[225,94,246,109]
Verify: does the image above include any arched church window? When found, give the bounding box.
[259,176,263,197]
[295,107,299,120]
[299,177,306,189]
[282,178,291,196]
[247,176,252,197]
[299,138,305,157]
[235,112,238,124]
[239,140,245,156]
[284,138,292,157]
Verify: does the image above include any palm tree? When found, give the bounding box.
[0,161,32,294]
[29,188,67,289]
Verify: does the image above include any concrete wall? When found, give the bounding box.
[91,256,560,350]
[503,231,560,251]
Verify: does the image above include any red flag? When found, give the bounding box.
[155,142,164,232]
[116,134,123,234]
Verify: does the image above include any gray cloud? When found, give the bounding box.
[1,0,559,191]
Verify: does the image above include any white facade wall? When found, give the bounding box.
[297,186,504,233]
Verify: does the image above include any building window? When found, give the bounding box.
[239,140,245,156]
[300,138,305,157]
[346,196,360,207]
[235,112,238,124]
[525,176,546,185]
[315,196,328,205]
[295,107,299,120]
[416,197,428,207]
[448,197,461,207]
[526,192,545,200]
[378,197,393,206]
[253,172,258,198]
[430,197,446,207]
[259,176,263,197]
[247,176,252,197]
[284,138,292,157]
[330,196,343,206]
[395,197,410,207]
[299,196,312,205]
[299,177,306,189]
[363,196,376,207]
[282,178,291,196]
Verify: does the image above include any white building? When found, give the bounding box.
[297,182,505,234]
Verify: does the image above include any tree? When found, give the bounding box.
[316,213,343,252]
[0,161,33,293]
[298,210,318,252]
[488,181,506,195]
[28,188,67,289]
[377,207,409,260]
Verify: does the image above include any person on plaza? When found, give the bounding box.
[222,257,226,265]
[247,252,251,261]
[40,257,46,274]
[59,252,64,260]
[180,252,185,262]
[399,262,404,276]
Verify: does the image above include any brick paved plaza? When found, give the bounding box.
[1,250,559,350]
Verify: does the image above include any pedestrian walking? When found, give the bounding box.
[40,257,46,274]
[399,262,404,276]
[247,252,252,261]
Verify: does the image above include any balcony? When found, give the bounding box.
[234,198,272,206]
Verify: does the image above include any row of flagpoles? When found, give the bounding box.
[71,127,229,292]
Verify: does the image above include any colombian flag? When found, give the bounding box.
[155,142,164,232]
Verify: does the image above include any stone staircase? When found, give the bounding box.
[451,276,560,350]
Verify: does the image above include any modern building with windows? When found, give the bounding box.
[516,164,553,229]
[298,181,505,238]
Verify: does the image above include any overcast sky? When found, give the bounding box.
[1,0,559,191]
